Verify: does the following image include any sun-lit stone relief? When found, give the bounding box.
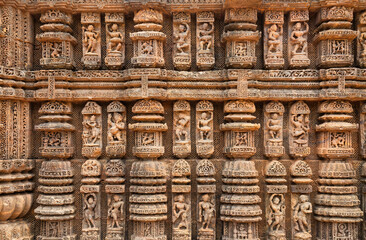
[1,0,366,239]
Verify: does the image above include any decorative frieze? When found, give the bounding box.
[129,100,168,240]
[222,8,261,69]
[196,100,214,158]
[35,101,76,240]
[197,11,215,70]
[289,101,310,159]
[105,13,125,69]
[264,101,285,159]
[314,6,357,68]
[173,100,191,158]
[288,10,310,68]
[131,9,166,68]
[81,13,101,69]
[81,101,102,240]
[197,159,216,240]
[37,10,76,69]
[264,11,284,69]
[220,100,262,240]
[315,100,363,240]
[172,159,192,240]
[173,12,191,70]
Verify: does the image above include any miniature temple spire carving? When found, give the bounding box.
[315,100,363,240]
[220,100,262,240]
[129,99,168,240]
[35,101,76,240]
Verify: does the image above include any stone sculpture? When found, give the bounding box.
[105,13,125,69]
[264,11,284,69]
[196,100,214,158]
[197,12,215,70]
[173,12,191,70]
[81,13,101,69]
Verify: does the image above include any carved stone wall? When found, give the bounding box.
[3,0,366,239]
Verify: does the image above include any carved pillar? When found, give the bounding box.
[129,100,168,240]
[358,11,366,68]
[222,8,261,69]
[220,100,262,240]
[289,101,310,160]
[81,101,102,240]
[105,101,126,240]
[172,159,191,240]
[0,100,33,239]
[131,9,166,68]
[288,10,310,68]
[290,161,313,240]
[173,12,191,70]
[34,101,75,240]
[197,159,216,240]
[173,100,191,158]
[264,101,285,159]
[314,6,357,68]
[36,10,76,69]
[196,100,214,158]
[315,100,363,240]
[197,12,215,70]
[81,13,101,69]
[264,11,284,69]
[105,13,125,69]
[265,160,287,240]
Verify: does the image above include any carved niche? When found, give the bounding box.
[131,9,166,68]
[129,100,168,240]
[0,100,33,240]
[314,6,357,68]
[35,101,76,240]
[106,101,126,158]
[288,10,310,68]
[264,101,285,159]
[361,103,366,158]
[359,11,366,68]
[173,12,191,70]
[105,159,126,240]
[289,101,311,159]
[315,100,363,240]
[172,159,191,240]
[81,101,102,240]
[197,159,216,240]
[264,11,284,69]
[173,100,191,158]
[105,13,125,69]
[81,13,101,69]
[222,8,261,69]
[196,100,214,158]
[265,160,287,240]
[37,10,77,69]
[290,160,313,240]
[197,12,215,70]
[220,100,262,240]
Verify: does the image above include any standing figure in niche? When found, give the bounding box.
[198,194,215,231]
[293,195,312,234]
[268,194,285,232]
[84,194,97,229]
[108,195,124,228]
[107,23,124,54]
[83,115,100,145]
[50,42,62,58]
[198,112,213,141]
[175,113,190,142]
[83,24,99,54]
[291,114,309,146]
[173,194,190,230]
[108,112,125,142]
[175,23,190,55]
[290,22,309,56]
[267,24,282,55]
[359,31,366,56]
[198,22,214,51]
[267,113,282,140]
